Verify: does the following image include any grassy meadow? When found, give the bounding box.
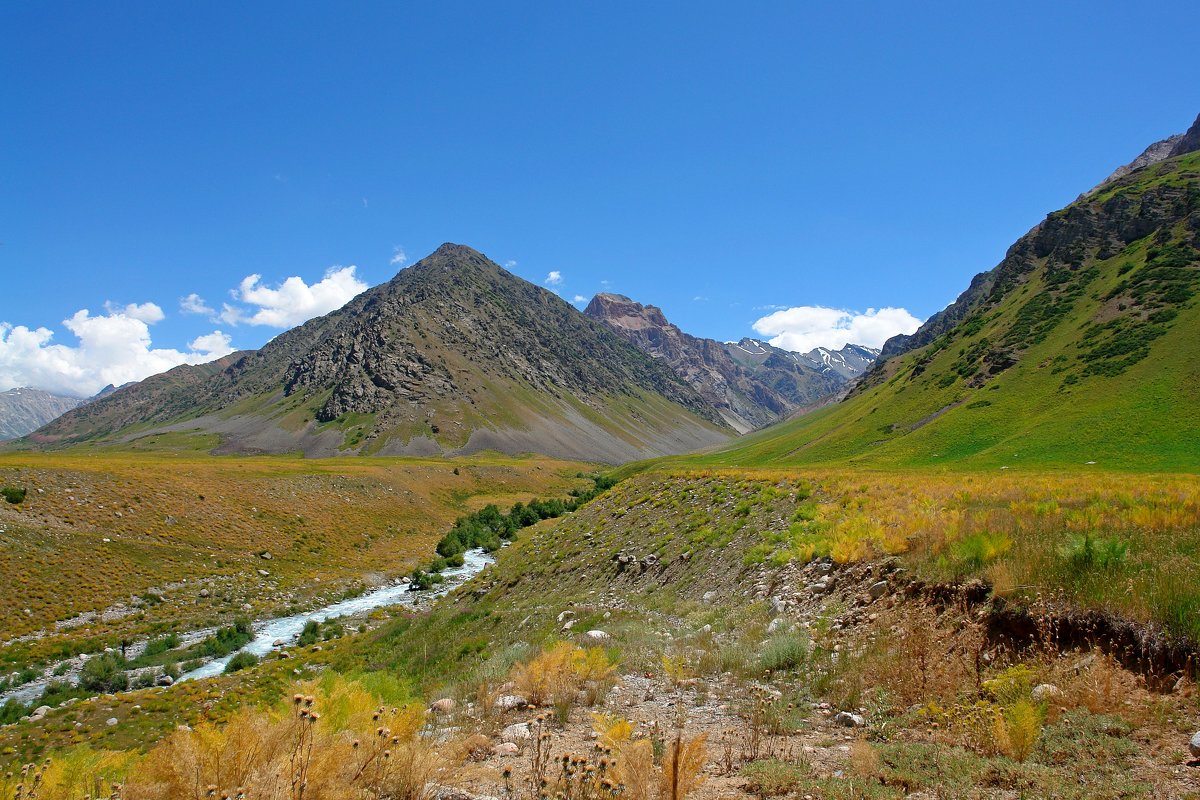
[1,462,1199,796]
[0,450,592,675]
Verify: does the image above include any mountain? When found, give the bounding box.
[725,338,879,382]
[583,294,873,432]
[0,388,84,441]
[30,245,734,463]
[688,112,1200,470]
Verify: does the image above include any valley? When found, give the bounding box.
[1,42,1198,797]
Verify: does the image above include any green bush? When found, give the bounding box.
[757,632,809,674]
[1063,532,1127,571]
[224,651,258,673]
[1,486,26,505]
[79,652,129,693]
[297,620,321,647]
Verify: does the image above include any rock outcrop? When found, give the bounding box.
[584,294,873,432]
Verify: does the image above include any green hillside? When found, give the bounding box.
[682,150,1200,472]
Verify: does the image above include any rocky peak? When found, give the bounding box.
[1085,112,1200,196]
[1168,112,1200,157]
[584,293,671,331]
[585,294,863,432]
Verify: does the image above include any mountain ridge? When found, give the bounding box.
[583,293,874,432]
[29,245,734,463]
[680,114,1200,470]
[0,388,85,441]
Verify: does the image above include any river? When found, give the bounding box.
[2,549,493,707]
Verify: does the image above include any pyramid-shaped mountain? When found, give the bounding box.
[32,245,733,463]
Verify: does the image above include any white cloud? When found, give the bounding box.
[573,295,587,304]
[389,246,407,266]
[180,293,215,316]
[504,260,517,268]
[220,265,368,328]
[188,330,234,355]
[751,305,922,352]
[544,271,563,286]
[104,301,165,324]
[0,307,236,398]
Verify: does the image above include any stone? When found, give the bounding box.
[260,551,272,560]
[198,588,210,598]
[770,596,787,614]
[1031,684,1061,702]
[155,674,174,687]
[431,698,456,714]
[868,581,889,600]
[492,742,520,756]
[493,694,529,711]
[702,591,718,604]
[1189,731,1200,759]
[585,629,611,641]
[500,722,531,742]
[766,618,786,634]
[834,711,866,728]
[106,717,119,727]
[273,639,286,647]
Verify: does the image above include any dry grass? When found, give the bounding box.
[0,451,588,665]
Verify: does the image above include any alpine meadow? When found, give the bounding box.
[2,6,1199,799]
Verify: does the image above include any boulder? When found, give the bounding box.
[766,618,786,634]
[1031,684,1061,702]
[702,591,718,604]
[834,711,866,728]
[430,698,456,714]
[106,717,119,727]
[868,581,889,600]
[492,741,520,756]
[156,674,174,687]
[493,695,529,711]
[585,630,611,642]
[500,722,531,742]
[1189,730,1200,758]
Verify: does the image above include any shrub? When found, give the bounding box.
[510,642,619,708]
[660,732,708,800]
[1062,532,1127,570]
[79,652,128,693]
[1,485,26,504]
[994,699,1044,762]
[224,651,259,673]
[756,632,808,674]
[297,619,321,647]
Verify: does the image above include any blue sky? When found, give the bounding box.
[1,1,1196,395]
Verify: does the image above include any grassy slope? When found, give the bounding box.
[0,450,592,664]
[674,154,1200,473]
